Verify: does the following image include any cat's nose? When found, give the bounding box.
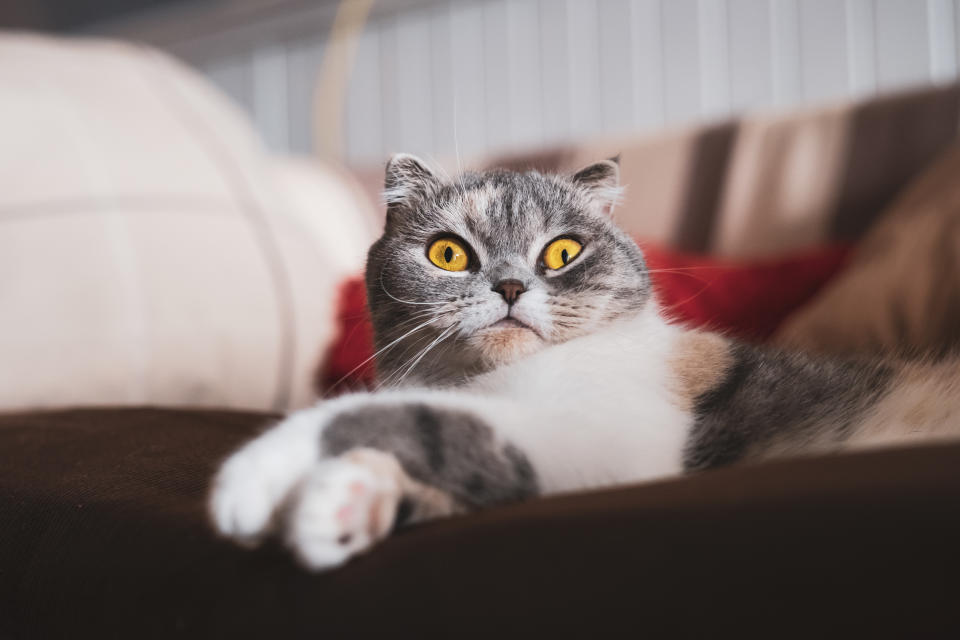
[493,279,526,305]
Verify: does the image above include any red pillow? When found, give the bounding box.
[318,242,851,394]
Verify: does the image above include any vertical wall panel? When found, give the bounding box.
[449,1,488,159]
[597,0,635,134]
[566,0,601,137]
[874,0,930,90]
[377,17,401,155]
[184,0,960,163]
[927,0,957,82]
[728,0,773,110]
[394,8,435,156]
[798,0,849,102]
[345,27,383,163]
[698,0,731,118]
[506,0,544,149]
[539,0,570,145]
[770,0,802,106]
[630,0,665,129]
[251,43,289,151]
[845,0,877,96]
[483,0,512,153]
[286,37,324,154]
[956,0,960,67]
[429,5,456,161]
[662,0,701,124]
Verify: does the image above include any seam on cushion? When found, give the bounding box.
[139,48,297,412]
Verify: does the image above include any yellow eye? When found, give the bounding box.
[542,238,583,270]
[427,237,470,272]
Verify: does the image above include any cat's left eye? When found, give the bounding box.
[542,238,583,270]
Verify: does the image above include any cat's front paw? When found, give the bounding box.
[209,449,281,543]
[210,406,331,543]
[285,448,404,570]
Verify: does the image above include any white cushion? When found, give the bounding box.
[0,34,378,412]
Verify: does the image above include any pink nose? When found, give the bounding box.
[494,279,525,304]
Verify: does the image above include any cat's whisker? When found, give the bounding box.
[372,329,440,390]
[378,270,448,306]
[391,307,452,328]
[323,314,446,396]
[658,281,716,313]
[390,324,459,389]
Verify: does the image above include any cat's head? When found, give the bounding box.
[365,154,651,386]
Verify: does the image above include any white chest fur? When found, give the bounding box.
[463,307,692,492]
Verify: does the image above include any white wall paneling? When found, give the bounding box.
[393,7,435,156]
[770,0,802,106]
[537,0,570,145]
[448,1,488,158]
[109,0,960,163]
[429,4,456,162]
[928,0,958,82]
[798,0,849,102]
[728,0,773,110]
[845,0,877,96]
[698,0,731,119]
[598,0,637,134]
[661,0,703,124]
[630,0,666,129]
[506,0,544,149]
[345,26,383,163]
[285,37,324,154]
[251,43,290,151]
[874,0,929,90]
[565,0,602,137]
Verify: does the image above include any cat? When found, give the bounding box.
[210,154,960,570]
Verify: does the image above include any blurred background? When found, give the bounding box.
[6,0,960,161]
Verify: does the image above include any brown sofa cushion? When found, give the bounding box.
[776,143,960,359]
[1,408,959,638]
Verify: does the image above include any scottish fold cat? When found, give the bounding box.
[210,155,960,570]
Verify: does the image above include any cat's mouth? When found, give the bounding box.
[471,314,545,366]
[489,317,530,330]
[479,315,545,341]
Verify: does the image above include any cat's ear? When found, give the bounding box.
[570,156,623,215]
[383,153,442,215]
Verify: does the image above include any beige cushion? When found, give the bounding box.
[0,34,377,412]
[775,144,960,359]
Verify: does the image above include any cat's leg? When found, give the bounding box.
[210,391,540,569]
[209,403,333,544]
[212,379,686,569]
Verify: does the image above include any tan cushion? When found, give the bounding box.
[0,34,377,412]
[775,144,960,359]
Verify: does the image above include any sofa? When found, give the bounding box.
[2,35,959,638]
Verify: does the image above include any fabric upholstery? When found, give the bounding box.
[1,408,958,637]
[0,34,377,413]
[777,143,960,359]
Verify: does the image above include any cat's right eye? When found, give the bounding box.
[427,237,470,272]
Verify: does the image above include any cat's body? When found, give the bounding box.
[210,155,960,570]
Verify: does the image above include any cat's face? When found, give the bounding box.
[365,154,651,386]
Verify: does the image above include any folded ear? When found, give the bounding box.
[383,153,442,216]
[570,156,623,215]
